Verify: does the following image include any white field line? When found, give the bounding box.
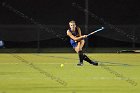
[0,63,75,64]
[0,77,138,80]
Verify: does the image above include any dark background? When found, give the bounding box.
[0,0,140,49]
[0,0,139,25]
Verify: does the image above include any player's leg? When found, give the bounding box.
[79,40,98,66]
[74,42,84,66]
[74,42,80,53]
[83,54,98,65]
[74,40,98,66]
[79,39,85,50]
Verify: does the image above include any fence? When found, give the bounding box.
[0,25,140,52]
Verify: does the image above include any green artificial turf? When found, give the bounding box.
[0,53,139,93]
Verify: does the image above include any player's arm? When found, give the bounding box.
[77,27,82,36]
[67,30,87,41]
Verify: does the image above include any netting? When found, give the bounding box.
[0,25,140,48]
[0,0,140,48]
[88,25,140,43]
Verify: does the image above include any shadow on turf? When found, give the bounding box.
[11,54,68,87]
[100,63,138,86]
[33,54,138,86]
[33,54,131,66]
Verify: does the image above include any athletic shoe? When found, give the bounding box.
[92,61,98,66]
[77,63,83,66]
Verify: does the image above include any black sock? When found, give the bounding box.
[83,54,93,64]
[78,51,84,64]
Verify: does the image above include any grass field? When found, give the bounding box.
[0,53,139,93]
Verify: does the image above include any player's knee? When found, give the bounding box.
[77,49,80,53]
[80,40,85,46]
[81,39,85,43]
[74,47,80,53]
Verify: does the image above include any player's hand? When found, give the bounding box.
[82,35,87,38]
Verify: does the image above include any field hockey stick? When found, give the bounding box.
[87,27,104,37]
